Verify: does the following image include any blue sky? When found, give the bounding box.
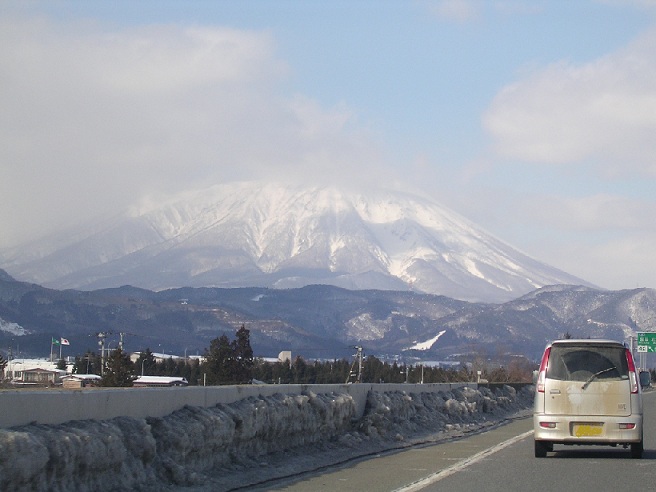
[2,0,656,292]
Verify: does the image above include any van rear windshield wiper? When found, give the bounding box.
[582,366,617,390]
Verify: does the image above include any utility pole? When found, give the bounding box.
[346,346,364,384]
[97,332,107,376]
[7,345,12,379]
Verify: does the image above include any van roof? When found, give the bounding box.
[549,338,624,346]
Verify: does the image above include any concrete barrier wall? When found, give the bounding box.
[0,382,472,428]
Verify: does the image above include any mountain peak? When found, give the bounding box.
[0,268,16,282]
[0,181,590,302]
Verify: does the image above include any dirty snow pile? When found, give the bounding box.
[0,385,534,491]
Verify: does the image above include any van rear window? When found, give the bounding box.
[546,344,629,382]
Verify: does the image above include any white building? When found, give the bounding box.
[132,376,188,387]
[3,358,68,385]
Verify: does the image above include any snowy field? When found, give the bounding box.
[0,385,534,491]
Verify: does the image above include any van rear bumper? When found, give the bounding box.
[534,413,642,444]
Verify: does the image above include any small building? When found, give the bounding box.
[61,374,102,388]
[4,358,76,386]
[132,376,188,388]
[4,358,57,381]
[129,352,205,365]
[20,367,65,386]
[129,352,182,364]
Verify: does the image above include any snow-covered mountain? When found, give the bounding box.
[0,182,589,302]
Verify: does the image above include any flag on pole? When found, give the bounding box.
[52,337,60,345]
[60,338,70,346]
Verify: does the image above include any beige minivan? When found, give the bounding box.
[534,339,643,458]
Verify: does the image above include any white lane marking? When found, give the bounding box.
[394,430,534,492]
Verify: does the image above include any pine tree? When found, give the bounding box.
[203,326,254,385]
[135,348,157,376]
[204,334,234,384]
[232,325,254,384]
[185,358,201,385]
[270,360,293,384]
[291,356,308,383]
[73,351,102,375]
[363,355,385,383]
[101,348,135,387]
[162,357,176,376]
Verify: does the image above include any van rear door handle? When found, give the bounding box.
[549,389,561,394]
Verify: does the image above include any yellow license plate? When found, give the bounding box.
[574,423,603,437]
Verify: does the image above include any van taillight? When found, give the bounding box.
[625,348,639,394]
[537,346,551,393]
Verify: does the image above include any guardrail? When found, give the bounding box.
[0,382,479,428]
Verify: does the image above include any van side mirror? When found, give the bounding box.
[639,371,651,389]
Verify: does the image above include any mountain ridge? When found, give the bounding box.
[0,271,653,362]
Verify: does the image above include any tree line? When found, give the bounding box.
[69,325,254,387]
[62,325,533,387]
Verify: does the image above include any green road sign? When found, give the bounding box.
[637,332,656,352]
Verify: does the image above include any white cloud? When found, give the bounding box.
[426,0,482,23]
[598,0,656,9]
[436,179,656,289]
[483,28,656,178]
[539,232,656,290]
[0,15,385,248]
[473,24,656,290]
[522,193,655,231]
[425,0,542,23]
[518,193,656,288]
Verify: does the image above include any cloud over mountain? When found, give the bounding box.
[0,182,589,302]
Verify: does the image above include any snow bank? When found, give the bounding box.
[0,385,533,491]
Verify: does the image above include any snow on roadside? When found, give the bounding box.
[0,385,534,491]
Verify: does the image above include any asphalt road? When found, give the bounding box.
[264,390,656,492]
